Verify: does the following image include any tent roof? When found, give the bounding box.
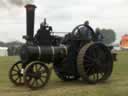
[122,35,128,40]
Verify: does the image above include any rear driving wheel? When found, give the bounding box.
[77,42,113,84]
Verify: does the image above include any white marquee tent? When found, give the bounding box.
[0,47,8,56]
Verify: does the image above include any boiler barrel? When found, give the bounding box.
[20,45,68,64]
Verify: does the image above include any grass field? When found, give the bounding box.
[0,51,128,96]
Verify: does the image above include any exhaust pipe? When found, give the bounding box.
[25,4,36,42]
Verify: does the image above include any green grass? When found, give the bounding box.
[0,52,128,96]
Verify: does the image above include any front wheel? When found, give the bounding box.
[24,61,50,90]
[9,61,24,86]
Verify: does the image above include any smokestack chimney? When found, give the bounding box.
[25,4,36,41]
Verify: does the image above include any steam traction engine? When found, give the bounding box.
[9,4,115,90]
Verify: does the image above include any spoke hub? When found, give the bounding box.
[31,72,41,79]
[18,70,23,76]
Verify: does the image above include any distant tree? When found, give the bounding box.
[95,28,116,45]
[6,41,23,47]
[0,40,23,56]
[0,41,6,47]
[7,41,23,56]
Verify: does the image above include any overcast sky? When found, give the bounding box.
[0,0,128,43]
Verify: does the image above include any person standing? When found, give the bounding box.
[95,28,104,42]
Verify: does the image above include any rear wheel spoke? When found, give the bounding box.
[35,64,38,71]
[86,67,93,75]
[92,68,97,81]
[96,73,99,80]
[84,55,96,63]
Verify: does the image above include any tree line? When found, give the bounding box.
[0,41,23,56]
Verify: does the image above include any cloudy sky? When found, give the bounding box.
[0,0,128,43]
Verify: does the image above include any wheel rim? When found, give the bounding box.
[84,43,113,83]
[77,42,113,84]
[24,61,50,90]
[9,61,24,86]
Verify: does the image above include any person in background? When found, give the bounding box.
[95,28,104,42]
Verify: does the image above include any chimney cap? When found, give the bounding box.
[25,4,36,8]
